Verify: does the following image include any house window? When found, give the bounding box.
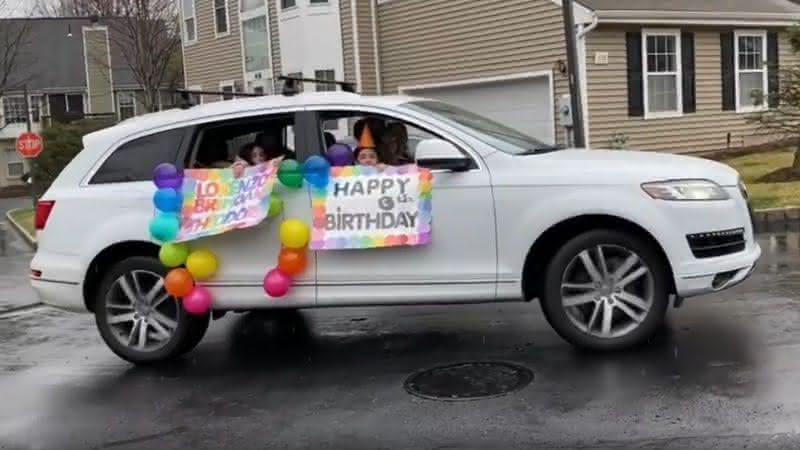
[7,150,23,178]
[29,95,42,122]
[287,72,303,92]
[117,92,136,120]
[643,30,682,118]
[315,69,336,92]
[2,96,27,125]
[214,0,229,36]
[241,0,264,11]
[220,82,235,100]
[310,0,328,3]
[181,0,196,42]
[735,30,768,112]
[281,0,296,9]
[242,16,268,72]
[188,85,204,104]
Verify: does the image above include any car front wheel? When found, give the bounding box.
[540,229,670,351]
[94,256,210,365]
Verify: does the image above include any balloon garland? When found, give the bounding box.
[151,163,217,316]
[150,130,366,308]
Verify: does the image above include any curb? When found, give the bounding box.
[4,209,37,249]
[752,206,800,229]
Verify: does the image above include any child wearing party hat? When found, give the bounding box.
[354,124,386,170]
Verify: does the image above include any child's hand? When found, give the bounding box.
[377,163,387,171]
[231,160,247,178]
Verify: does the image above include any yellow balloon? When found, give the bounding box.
[186,248,218,280]
[279,218,310,249]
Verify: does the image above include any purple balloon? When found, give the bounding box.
[326,144,354,167]
[153,163,183,189]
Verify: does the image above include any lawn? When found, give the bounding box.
[723,150,800,210]
[7,207,35,242]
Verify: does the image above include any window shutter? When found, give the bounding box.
[721,32,736,111]
[767,31,780,108]
[681,32,696,113]
[626,32,644,117]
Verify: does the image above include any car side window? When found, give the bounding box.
[315,110,449,166]
[90,128,186,184]
[187,113,297,169]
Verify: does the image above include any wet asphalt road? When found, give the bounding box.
[4,233,800,449]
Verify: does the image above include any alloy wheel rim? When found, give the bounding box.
[104,270,179,352]
[560,244,654,339]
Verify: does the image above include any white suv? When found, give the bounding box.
[30,92,760,364]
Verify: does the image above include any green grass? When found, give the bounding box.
[723,150,800,210]
[7,207,35,242]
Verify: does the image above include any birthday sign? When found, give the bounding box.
[310,164,432,250]
[176,159,280,242]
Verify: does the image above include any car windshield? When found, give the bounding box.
[402,100,555,155]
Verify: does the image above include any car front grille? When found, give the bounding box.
[687,228,746,259]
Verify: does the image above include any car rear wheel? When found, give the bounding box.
[540,229,669,351]
[94,256,210,364]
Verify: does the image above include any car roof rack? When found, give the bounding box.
[278,75,357,96]
[173,89,263,109]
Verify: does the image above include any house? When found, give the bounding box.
[180,0,800,153]
[0,16,176,189]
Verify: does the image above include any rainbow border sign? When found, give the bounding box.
[310,164,432,250]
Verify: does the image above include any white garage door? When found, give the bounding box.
[404,75,555,145]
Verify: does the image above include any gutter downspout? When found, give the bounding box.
[351,0,362,92]
[371,0,382,95]
[576,12,598,147]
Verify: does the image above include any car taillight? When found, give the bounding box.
[35,200,55,230]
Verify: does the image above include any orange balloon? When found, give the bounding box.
[165,268,194,297]
[277,247,307,276]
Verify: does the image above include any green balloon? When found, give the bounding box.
[268,194,283,218]
[159,242,190,268]
[278,160,304,189]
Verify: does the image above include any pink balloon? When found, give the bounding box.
[264,268,291,297]
[182,285,213,315]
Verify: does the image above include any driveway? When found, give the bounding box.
[1,232,800,449]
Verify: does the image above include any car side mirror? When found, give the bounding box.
[415,138,474,172]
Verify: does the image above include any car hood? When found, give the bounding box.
[488,148,741,186]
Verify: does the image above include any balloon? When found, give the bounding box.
[279,219,310,249]
[153,163,182,189]
[165,268,194,297]
[182,285,213,315]
[267,194,283,218]
[306,172,329,189]
[326,143,354,166]
[277,160,304,189]
[277,247,308,276]
[149,212,180,242]
[302,155,331,179]
[153,187,182,213]
[186,248,218,280]
[263,268,291,297]
[159,242,189,267]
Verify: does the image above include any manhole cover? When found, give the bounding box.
[404,361,533,401]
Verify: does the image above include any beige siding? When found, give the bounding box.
[183,0,243,102]
[268,0,282,87]
[586,26,799,153]
[84,28,114,114]
[377,0,569,145]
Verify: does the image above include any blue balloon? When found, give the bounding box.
[149,213,180,242]
[307,172,329,189]
[302,155,331,182]
[153,188,182,213]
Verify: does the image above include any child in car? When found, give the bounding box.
[353,125,386,170]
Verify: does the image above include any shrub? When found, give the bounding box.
[31,118,116,199]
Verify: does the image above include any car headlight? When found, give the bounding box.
[641,179,730,201]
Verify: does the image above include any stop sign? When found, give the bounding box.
[16,131,43,159]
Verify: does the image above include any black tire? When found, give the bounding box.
[93,256,210,365]
[539,229,670,352]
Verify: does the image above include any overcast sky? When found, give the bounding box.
[1,0,37,17]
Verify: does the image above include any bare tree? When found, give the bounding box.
[94,0,183,112]
[0,1,31,128]
[749,25,800,174]
[34,0,122,17]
